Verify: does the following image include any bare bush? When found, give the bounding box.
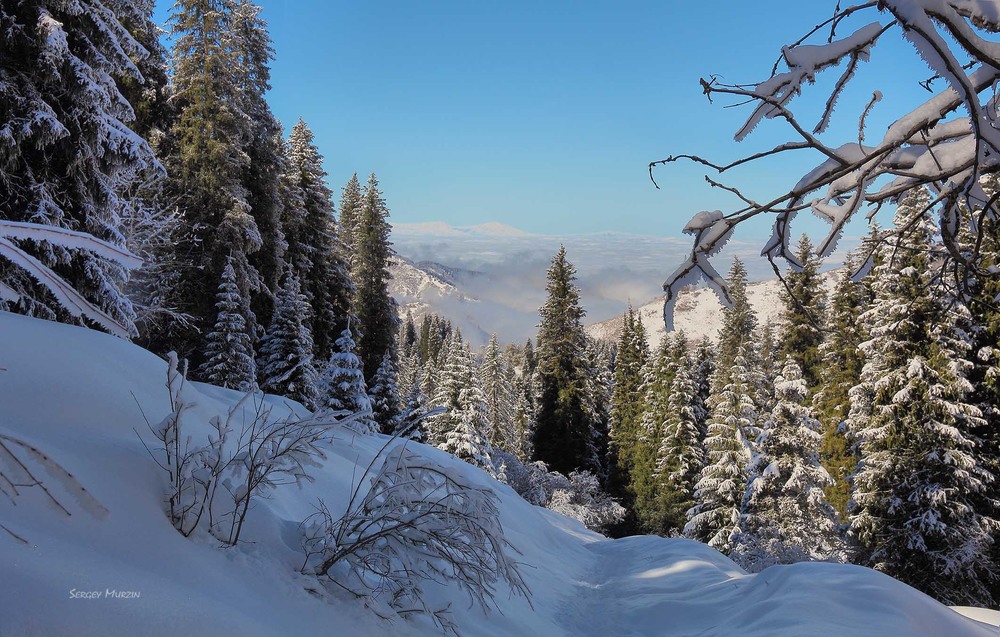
[301,442,531,634]
[139,352,339,544]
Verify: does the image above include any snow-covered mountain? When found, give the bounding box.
[391,221,859,347]
[586,270,840,349]
[389,256,495,345]
[2,311,997,636]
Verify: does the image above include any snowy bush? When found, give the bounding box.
[140,353,338,543]
[301,442,531,634]
[495,450,625,534]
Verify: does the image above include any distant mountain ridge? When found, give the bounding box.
[585,270,840,349]
[389,253,840,350]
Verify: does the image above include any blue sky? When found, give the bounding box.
[153,1,931,241]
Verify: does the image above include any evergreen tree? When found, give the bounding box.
[0,0,160,333]
[778,235,827,387]
[398,310,418,359]
[259,270,319,408]
[351,173,399,382]
[655,335,707,535]
[715,258,756,374]
[426,333,495,472]
[692,336,714,439]
[731,358,842,571]
[532,247,601,476]
[338,172,363,262]
[230,0,284,308]
[585,338,614,483]
[963,178,1000,604]
[152,0,263,365]
[199,256,257,392]
[607,305,650,532]
[319,326,376,435]
[481,334,517,451]
[632,333,683,534]
[685,340,759,553]
[813,251,871,517]
[282,119,354,360]
[394,383,431,443]
[848,190,996,606]
[369,350,401,434]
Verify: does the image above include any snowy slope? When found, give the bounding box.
[586,270,840,348]
[1,311,996,636]
[388,255,494,345]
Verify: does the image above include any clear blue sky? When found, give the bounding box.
[152,1,929,239]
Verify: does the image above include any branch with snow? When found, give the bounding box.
[0,220,142,337]
[652,1,1000,326]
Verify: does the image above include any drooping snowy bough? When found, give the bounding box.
[653,1,1000,329]
[0,220,143,338]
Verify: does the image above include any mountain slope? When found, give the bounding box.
[2,311,995,636]
[586,270,839,348]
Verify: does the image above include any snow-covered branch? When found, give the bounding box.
[0,220,143,337]
[652,1,1000,328]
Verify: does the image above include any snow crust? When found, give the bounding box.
[1,310,997,636]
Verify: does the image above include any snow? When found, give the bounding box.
[1,310,998,636]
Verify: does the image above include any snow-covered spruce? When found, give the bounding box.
[849,190,997,606]
[258,270,320,409]
[199,256,258,392]
[318,327,376,436]
[0,1,160,335]
[731,358,844,572]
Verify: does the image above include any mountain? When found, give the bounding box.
[388,256,494,345]
[585,270,840,348]
[2,310,997,636]
[390,221,860,347]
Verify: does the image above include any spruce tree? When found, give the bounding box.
[633,333,683,534]
[369,350,401,434]
[731,359,842,571]
[259,270,320,409]
[282,119,354,360]
[230,0,284,307]
[532,247,601,476]
[656,334,707,535]
[778,235,827,387]
[427,333,495,472]
[848,190,996,605]
[351,173,399,382]
[153,0,263,366]
[394,383,431,443]
[813,251,871,517]
[199,256,258,392]
[480,334,517,451]
[0,0,160,333]
[585,338,614,483]
[715,258,756,374]
[686,339,760,553]
[338,172,363,263]
[607,305,650,532]
[319,327,376,435]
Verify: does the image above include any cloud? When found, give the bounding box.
[391,225,860,346]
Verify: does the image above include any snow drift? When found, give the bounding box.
[0,310,996,636]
